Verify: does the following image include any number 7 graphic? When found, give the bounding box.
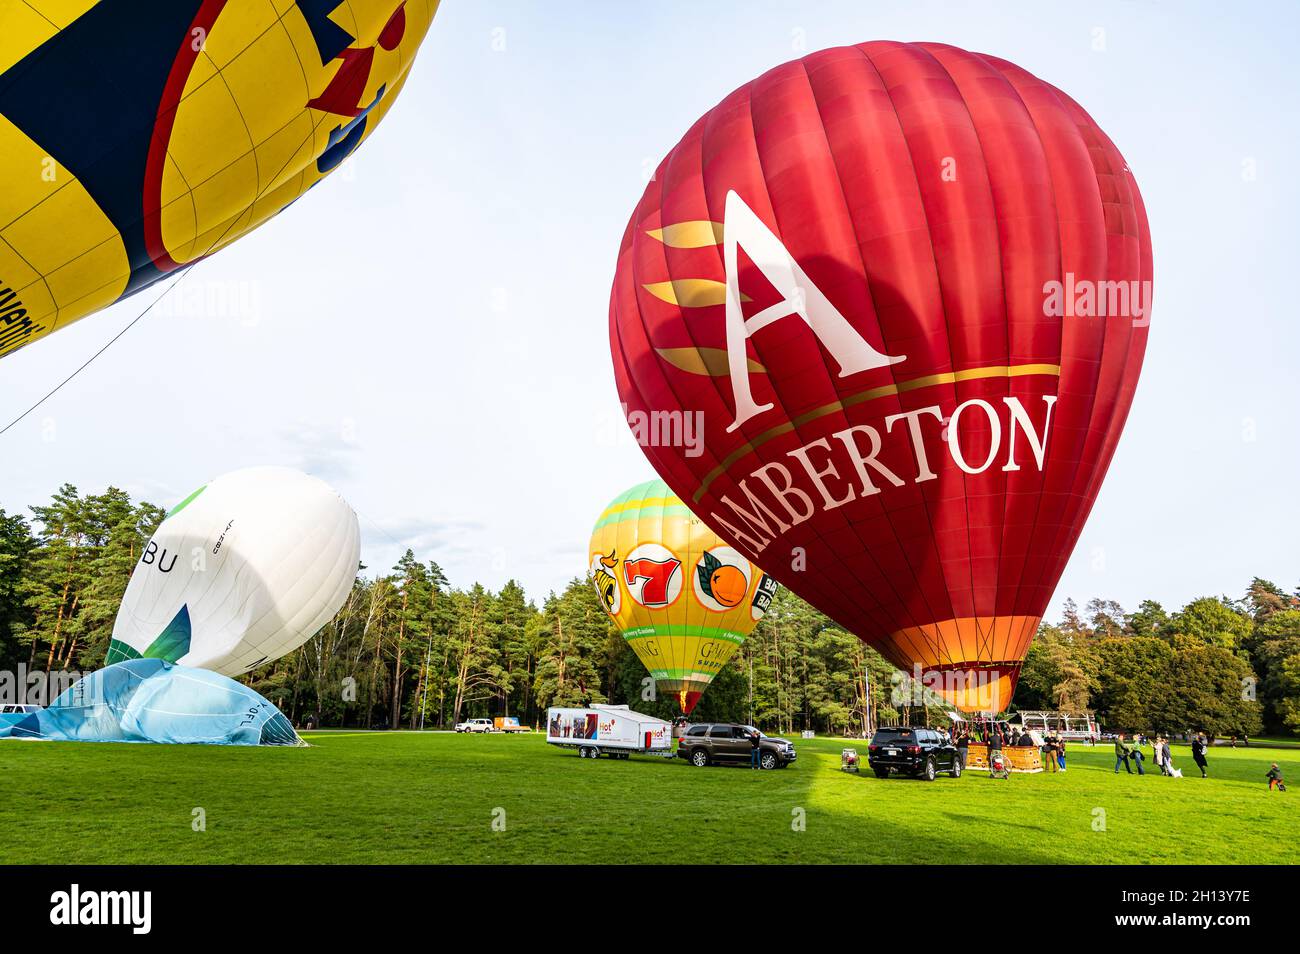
[624,557,682,608]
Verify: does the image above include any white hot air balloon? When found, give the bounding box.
[108,467,361,676]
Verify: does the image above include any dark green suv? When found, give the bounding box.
[675,723,796,769]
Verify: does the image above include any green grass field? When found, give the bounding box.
[2,732,1295,864]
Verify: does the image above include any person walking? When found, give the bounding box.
[1191,733,1209,778]
[749,728,762,769]
[1161,738,1174,776]
[1114,734,1132,774]
[1115,734,1144,775]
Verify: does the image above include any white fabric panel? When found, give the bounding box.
[112,466,361,676]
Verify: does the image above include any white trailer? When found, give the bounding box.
[546,704,673,760]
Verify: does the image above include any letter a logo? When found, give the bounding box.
[722,190,906,431]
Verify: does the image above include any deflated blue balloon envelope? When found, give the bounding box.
[0,659,301,746]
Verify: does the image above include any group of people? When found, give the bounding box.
[941,721,1066,774]
[1040,733,1068,773]
[1114,732,1211,778]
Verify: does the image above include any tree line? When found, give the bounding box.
[1,484,1295,738]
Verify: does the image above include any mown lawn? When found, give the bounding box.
[1,732,1294,864]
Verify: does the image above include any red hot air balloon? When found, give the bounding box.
[609,42,1151,712]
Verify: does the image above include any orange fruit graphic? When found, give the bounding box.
[709,565,748,608]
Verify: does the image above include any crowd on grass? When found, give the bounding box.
[1109,731,1286,788]
[921,719,1287,789]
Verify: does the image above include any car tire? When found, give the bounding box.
[950,758,962,779]
[873,767,889,779]
[760,751,778,770]
[690,748,709,767]
[923,756,937,781]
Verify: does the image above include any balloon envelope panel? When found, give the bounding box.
[108,466,360,676]
[0,0,438,358]
[0,659,301,745]
[590,479,777,713]
[608,42,1152,711]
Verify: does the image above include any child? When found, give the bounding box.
[1057,736,1067,772]
[1266,763,1285,791]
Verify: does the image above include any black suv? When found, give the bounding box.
[676,723,796,769]
[867,727,961,780]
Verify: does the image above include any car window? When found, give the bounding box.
[872,729,913,744]
[708,725,733,738]
[686,725,708,737]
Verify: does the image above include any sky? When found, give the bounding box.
[1,0,1296,623]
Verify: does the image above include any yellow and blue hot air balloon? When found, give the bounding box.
[0,0,438,359]
[590,479,778,714]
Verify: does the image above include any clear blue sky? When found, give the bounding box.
[1,0,1295,623]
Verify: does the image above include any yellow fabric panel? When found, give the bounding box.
[24,1,100,29]
[0,110,128,344]
[0,0,438,358]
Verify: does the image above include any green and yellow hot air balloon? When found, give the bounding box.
[589,479,778,714]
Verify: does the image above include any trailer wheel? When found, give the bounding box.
[690,748,709,767]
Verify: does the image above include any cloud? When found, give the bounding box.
[275,422,359,482]
[358,514,485,562]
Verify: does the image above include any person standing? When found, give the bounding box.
[957,726,970,772]
[1057,736,1067,772]
[987,724,1004,775]
[750,728,762,769]
[1042,735,1056,773]
[1191,733,1209,778]
[1161,738,1174,776]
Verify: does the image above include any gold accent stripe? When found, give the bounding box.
[656,347,764,377]
[646,221,724,248]
[692,363,1060,501]
[642,279,749,308]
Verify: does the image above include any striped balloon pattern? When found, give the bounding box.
[590,480,777,714]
